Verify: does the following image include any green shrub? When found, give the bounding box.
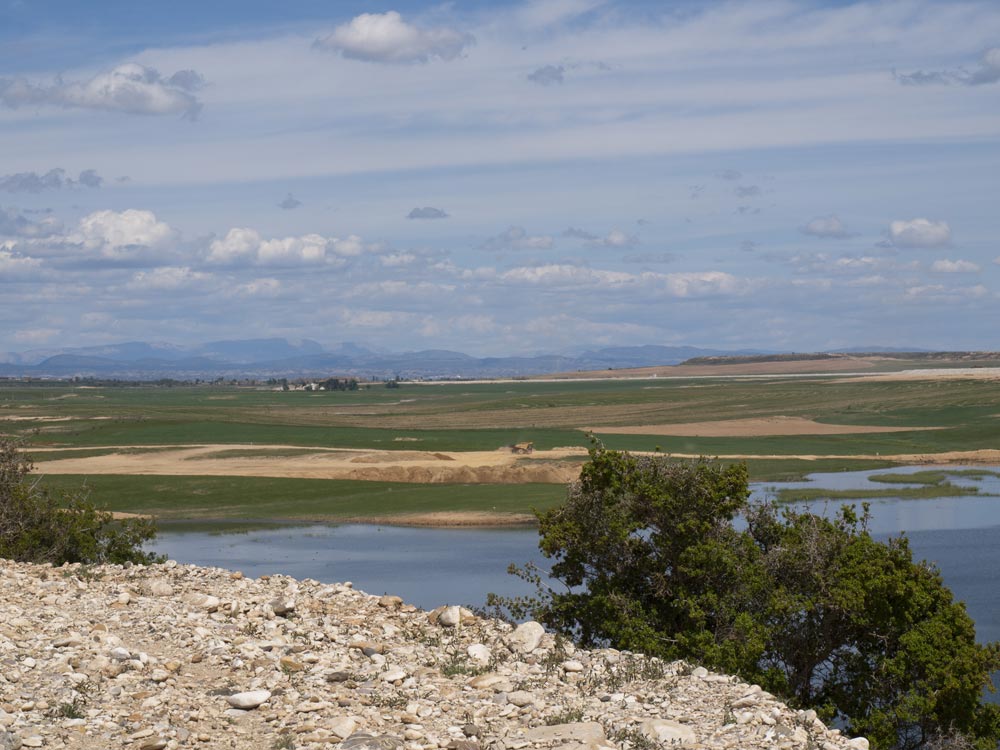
[491,442,1000,750]
[0,438,162,565]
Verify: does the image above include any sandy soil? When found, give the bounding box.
[834,368,1000,383]
[31,444,585,485]
[586,416,936,437]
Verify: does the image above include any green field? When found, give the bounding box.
[37,474,566,521]
[4,374,999,521]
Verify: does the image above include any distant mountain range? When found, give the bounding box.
[0,339,942,380]
[0,339,782,379]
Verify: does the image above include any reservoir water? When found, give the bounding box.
[150,466,1000,643]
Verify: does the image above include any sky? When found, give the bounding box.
[1,0,999,356]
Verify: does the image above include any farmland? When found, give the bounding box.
[3,358,1000,523]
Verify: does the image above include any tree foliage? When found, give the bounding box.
[492,444,1000,750]
[0,438,162,566]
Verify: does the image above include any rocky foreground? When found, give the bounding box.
[1,559,868,750]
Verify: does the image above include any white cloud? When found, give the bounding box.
[0,168,103,193]
[0,249,43,277]
[12,328,59,344]
[127,266,209,291]
[314,12,474,64]
[69,209,177,259]
[501,264,632,286]
[0,64,203,117]
[482,226,554,252]
[896,47,1000,87]
[207,228,378,266]
[594,229,638,248]
[802,215,852,239]
[889,218,951,248]
[662,271,744,298]
[380,252,417,267]
[931,259,980,273]
[233,278,282,297]
[0,207,63,238]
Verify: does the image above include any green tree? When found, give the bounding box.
[0,438,163,565]
[492,443,1000,750]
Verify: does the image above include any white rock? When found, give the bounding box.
[382,668,408,682]
[438,606,462,627]
[467,644,491,664]
[507,621,545,653]
[330,717,358,739]
[148,580,173,597]
[506,690,535,707]
[847,739,870,750]
[640,719,697,746]
[562,660,584,672]
[226,690,271,710]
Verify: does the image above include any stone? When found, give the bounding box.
[148,580,173,597]
[507,621,544,653]
[562,660,585,672]
[378,595,403,609]
[139,740,167,750]
[381,668,408,682]
[225,690,271,710]
[269,597,295,616]
[340,733,404,750]
[640,719,697,746]
[467,644,491,664]
[279,656,304,673]
[185,593,220,612]
[847,739,870,750]
[525,723,605,744]
[438,606,462,628]
[330,718,358,740]
[506,690,535,707]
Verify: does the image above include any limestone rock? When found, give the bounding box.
[507,621,545,653]
[226,690,271,710]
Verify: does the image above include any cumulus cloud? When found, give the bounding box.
[207,227,379,267]
[896,48,1000,87]
[0,168,103,193]
[0,206,63,238]
[0,63,204,118]
[314,12,474,64]
[528,65,565,85]
[407,206,448,219]
[127,266,210,291]
[594,229,638,248]
[380,252,417,267]
[931,259,980,273]
[801,215,852,239]
[662,271,743,298]
[481,226,554,252]
[501,264,632,286]
[889,218,951,248]
[69,209,176,259]
[278,193,302,210]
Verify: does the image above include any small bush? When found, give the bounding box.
[0,438,162,565]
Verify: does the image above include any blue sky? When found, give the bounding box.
[1,0,999,356]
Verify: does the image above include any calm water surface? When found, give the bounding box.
[150,466,1000,642]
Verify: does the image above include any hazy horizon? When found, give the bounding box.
[2,0,999,355]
